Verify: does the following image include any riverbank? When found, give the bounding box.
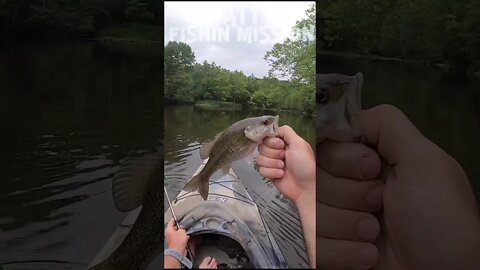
[318,50,480,78]
[1,23,162,44]
[319,50,447,65]
[194,100,242,111]
[170,100,312,115]
[96,23,162,44]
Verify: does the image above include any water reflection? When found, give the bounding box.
[0,41,163,269]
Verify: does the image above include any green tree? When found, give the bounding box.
[265,4,316,85]
[164,41,196,102]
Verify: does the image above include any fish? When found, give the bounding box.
[315,73,364,143]
[183,115,279,200]
[88,153,165,270]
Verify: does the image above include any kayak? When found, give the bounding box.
[164,158,288,269]
[87,206,165,269]
[87,158,288,269]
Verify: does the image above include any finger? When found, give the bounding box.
[360,104,431,166]
[263,137,285,149]
[258,144,285,159]
[317,167,384,212]
[257,154,284,169]
[316,141,381,180]
[317,202,380,242]
[204,256,212,264]
[277,125,299,145]
[167,218,175,229]
[317,237,378,270]
[260,167,284,179]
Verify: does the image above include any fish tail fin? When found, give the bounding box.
[183,174,209,200]
[88,259,115,270]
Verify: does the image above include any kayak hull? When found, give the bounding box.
[164,158,288,268]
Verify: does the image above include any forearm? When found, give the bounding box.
[164,255,181,269]
[296,189,316,268]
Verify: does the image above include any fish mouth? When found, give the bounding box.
[273,115,279,135]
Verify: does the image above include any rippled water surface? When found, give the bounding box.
[0,40,163,269]
[164,106,315,268]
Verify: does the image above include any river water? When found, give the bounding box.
[0,41,163,269]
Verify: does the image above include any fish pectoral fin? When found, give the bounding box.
[221,162,232,175]
[112,154,162,212]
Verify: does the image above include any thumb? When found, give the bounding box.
[167,218,175,229]
[277,125,299,146]
[359,104,433,166]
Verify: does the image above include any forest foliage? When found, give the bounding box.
[164,4,316,112]
[0,0,161,36]
[317,0,480,72]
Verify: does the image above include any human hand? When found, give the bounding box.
[317,104,480,270]
[258,125,316,267]
[165,218,189,255]
[258,125,315,206]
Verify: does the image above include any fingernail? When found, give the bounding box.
[357,217,379,241]
[357,244,378,268]
[277,161,284,168]
[366,185,384,210]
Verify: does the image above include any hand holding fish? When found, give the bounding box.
[257,125,316,268]
[317,104,480,270]
[258,125,315,204]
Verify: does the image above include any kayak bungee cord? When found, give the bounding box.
[164,185,196,267]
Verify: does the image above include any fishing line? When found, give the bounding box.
[164,185,196,267]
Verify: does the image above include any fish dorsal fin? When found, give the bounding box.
[199,129,226,159]
[112,155,161,212]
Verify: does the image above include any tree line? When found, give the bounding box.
[164,4,315,112]
[0,0,161,36]
[317,0,480,72]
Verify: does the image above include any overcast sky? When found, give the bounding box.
[165,1,314,78]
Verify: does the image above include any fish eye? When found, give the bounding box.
[317,87,329,104]
[262,119,269,126]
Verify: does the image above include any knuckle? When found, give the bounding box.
[256,155,266,165]
[375,104,403,118]
[259,167,267,176]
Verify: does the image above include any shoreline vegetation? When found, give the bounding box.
[0,0,162,42]
[194,100,242,111]
[319,50,480,79]
[164,5,316,114]
[317,1,480,78]
[185,100,310,114]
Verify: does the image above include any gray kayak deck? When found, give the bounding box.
[88,158,287,268]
